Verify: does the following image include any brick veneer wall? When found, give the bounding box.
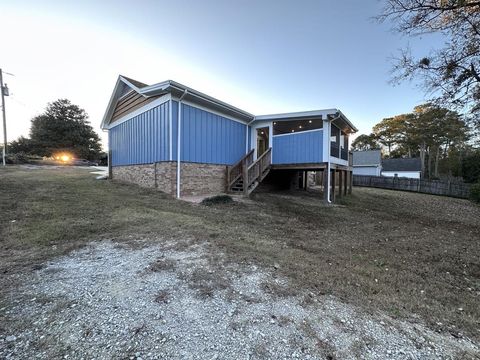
[180,163,227,196]
[112,164,156,188]
[111,162,227,197]
[155,162,176,194]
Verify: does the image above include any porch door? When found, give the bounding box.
[256,127,269,157]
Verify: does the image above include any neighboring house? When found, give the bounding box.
[101,75,358,201]
[381,158,422,179]
[352,150,381,176]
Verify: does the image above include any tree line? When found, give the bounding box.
[8,99,102,161]
[352,103,479,182]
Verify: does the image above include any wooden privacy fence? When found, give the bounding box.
[353,175,471,199]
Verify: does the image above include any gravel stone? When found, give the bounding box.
[0,240,478,359]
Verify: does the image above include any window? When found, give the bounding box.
[273,119,323,135]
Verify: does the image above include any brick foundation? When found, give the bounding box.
[112,164,156,188]
[112,162,227,197]
[180,162,227,196]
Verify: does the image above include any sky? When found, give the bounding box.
[0,0,443,149]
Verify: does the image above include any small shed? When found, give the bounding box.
[352,150,382,176]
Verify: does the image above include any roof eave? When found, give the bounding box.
[336,110,358,133]
[254,109,338,122]
[100,77,124,130]
[140,80,254,122]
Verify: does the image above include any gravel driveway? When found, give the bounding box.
[1,239,478,360]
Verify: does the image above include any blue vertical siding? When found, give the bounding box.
[272,130,323,164]
[110,100,249,166]
[110,101,170,166]
[170,100,179,161]
[171,101,247,165]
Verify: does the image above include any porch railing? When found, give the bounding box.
[227,149,254,189]
[245,148,272,194]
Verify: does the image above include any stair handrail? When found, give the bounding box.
[246,148,272,194]
[227,149,254,188]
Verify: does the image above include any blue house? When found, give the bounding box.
[101,75,357,202]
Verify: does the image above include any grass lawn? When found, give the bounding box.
[1,166,479,342]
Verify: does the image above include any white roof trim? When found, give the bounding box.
[154,80,254,120]
[254,109,358,133]
[255,109,337,121]
[100,76,149,130]
[101,76,359,133]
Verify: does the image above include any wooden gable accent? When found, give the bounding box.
[110,91,160,123]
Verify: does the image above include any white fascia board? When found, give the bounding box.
[142,80,254,121]
[254,109,338,122]
[105,94,171,130]
[138,80,171,95]
[168,80,254,119]
[336,110,358,133]
[100,77,124,130]
[118,76,144,93]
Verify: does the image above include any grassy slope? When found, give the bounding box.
[0,166,479,341]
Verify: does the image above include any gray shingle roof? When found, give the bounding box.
[381,158,422,172]
[120,75,148,89]
[352,150,381,166]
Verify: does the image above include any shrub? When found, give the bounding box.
[6,152,30,164]
[200,195,233,206]
[470,182,480,203]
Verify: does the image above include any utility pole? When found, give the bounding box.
[0,69,8,166]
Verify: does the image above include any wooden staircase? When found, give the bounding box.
[227,148,272,196]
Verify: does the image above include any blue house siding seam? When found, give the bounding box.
[110,102,170,166]
[272,130,323,164]
[171,101,247,165]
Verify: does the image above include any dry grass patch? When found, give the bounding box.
[1,167,479,342]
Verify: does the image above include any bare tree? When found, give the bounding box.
[378,0,480,126]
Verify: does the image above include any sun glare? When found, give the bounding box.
[54,153,73,163]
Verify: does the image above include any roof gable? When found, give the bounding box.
[100,76,150,129]
[382,158,422,172]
